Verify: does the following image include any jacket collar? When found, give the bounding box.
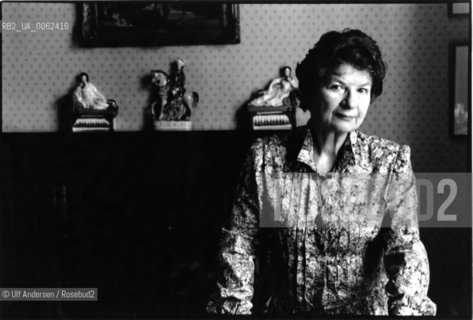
[287,125,359,173]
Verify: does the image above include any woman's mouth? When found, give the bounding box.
[335,112,356,119]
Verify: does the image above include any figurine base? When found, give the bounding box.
[155,121,192,131]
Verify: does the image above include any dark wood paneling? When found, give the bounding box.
[0,132,471,319]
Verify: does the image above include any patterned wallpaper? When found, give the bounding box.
[1,3,470,171]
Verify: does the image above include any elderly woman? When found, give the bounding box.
[207,29,436,316]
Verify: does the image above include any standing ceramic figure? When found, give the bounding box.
[150,70,170,120]
[151,59,198,125]
[170,58,186,99]
[164,59,198,121]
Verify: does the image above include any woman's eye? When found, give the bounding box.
[358,88,370,94]
[329,84,343,91]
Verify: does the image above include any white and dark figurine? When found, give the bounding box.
[73,72,109,110]
[152,58,199,121]
[249,66,299,107]
[170,58,186,99]
[151,70,170,120]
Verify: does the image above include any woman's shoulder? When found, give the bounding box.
[250,132,291,150]
[357,131,412,173]
[357,131,409,149]
[248,132,292,166]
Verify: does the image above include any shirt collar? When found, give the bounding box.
[288,126,359,172]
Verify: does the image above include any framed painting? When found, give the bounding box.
[451,44,470,137]
[79,3,240,47]
[449,2,470,15]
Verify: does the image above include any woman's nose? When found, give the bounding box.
[341,91,356,109]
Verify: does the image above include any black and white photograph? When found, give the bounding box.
[1,1,471,319]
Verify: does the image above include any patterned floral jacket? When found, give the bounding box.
[207,126,436,316]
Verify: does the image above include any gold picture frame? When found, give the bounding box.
[79,3,240,47]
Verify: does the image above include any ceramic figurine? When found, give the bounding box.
[152,58,198,122]
[73,73,109,110]
[151,70,170,120]
[249,66,299,107]
[170,58,186,99]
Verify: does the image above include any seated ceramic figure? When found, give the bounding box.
[73,73,109,110]
[249,66,299,107]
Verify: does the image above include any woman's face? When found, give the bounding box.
[309,63,372,135]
